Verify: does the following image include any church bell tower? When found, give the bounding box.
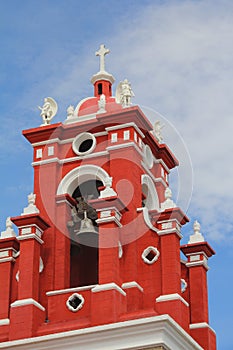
[0,45,216,350]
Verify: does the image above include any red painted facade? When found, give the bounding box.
[0,51,216,349]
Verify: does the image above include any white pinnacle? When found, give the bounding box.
[188,220,205,244]
[95,44,110,72]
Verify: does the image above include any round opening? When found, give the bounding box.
[79,139,93,153]
[72,132,96,155]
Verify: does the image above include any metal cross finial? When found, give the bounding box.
[95,44,110,72]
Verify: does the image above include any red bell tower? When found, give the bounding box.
[0,45,216,350]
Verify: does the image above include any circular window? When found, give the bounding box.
[72,132,96,155]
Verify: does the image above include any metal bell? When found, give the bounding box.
[76,211,98,247]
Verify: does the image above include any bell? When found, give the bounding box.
[75,211,98,247]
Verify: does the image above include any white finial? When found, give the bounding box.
[1,217,16,239]
[160,187,176,211]
[188,220,205,244]
[96,44,110,72]
[97,94,106,114]
[67,105,74,119]
[99,177,117,198]
[152,121,164,144]
[21,193,40,215]
[38,97,58,126]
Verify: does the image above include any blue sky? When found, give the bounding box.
[1,0,233,348]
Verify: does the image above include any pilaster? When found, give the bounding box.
[9,214,49,340]
[153,208,189,330]
[181,240,216,350]
[0,237,19,338]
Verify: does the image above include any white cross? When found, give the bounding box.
[95,44,110,72]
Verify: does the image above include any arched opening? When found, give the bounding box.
[69,179,103,288]
[98,83,103,95]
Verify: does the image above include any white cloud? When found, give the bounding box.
[104,0,233,243]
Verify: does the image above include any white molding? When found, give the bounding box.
[66,293,84,313]
[0,319,10,326]
[157,227,182,239]
[96,216,122,227]
[92,283,126,296]
[18,224,43,237]
[64,114,97,124]
[106,141,143,156]
[32,157,59,166]
[11,298,45,312]
[156,293,189,307]
[141,161,167,188]
[0,315,203,350]
[56,164,111,196]
[190,322,215,334]
[141,174,159,210]
[46,285,96,296]
[93,131,108,137]
[122,281,144,293]
[0,257,15,263]
[142,246,160,265]
[154,158,170,174]
[106,122,145,138]
[17,234,44,245]
[186,260,209,270]
[136,207,158,233]
[72,132,96,156]
[74,97,97,116]
[60,151,109,164]
[0,251,9,258]
[32,133,105,148]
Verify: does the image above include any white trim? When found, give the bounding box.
[186,260,209,270]
[0,315,203,350]
[72,132,96,156]
[0,318,10,326]
[190,322,215,334]
[0,251,9,258]
[0,257,15,263]
[11,298,45,312]
[156,293,189,307]
[141,161,168,188]
[105,122,145,138]
[92,283,126,296]
[106,141,143,155]
[122,281,144,293]
[65,114,97,124]
[66,293,84,313]
[32,157,59,166]
[46,285,96,296]
[96,216,122,227]
[141,174,159,210]
[17,224,43,237]
[154,158,170,174]
[32,133,106,148]
[136,207,158,233]
[17,234,44,245]
[74,97,96,116]
[93,131,108,137]
[142,246,160,265]
[157,228,182,239]
[32,138,61,147]
[56,164,110,196]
